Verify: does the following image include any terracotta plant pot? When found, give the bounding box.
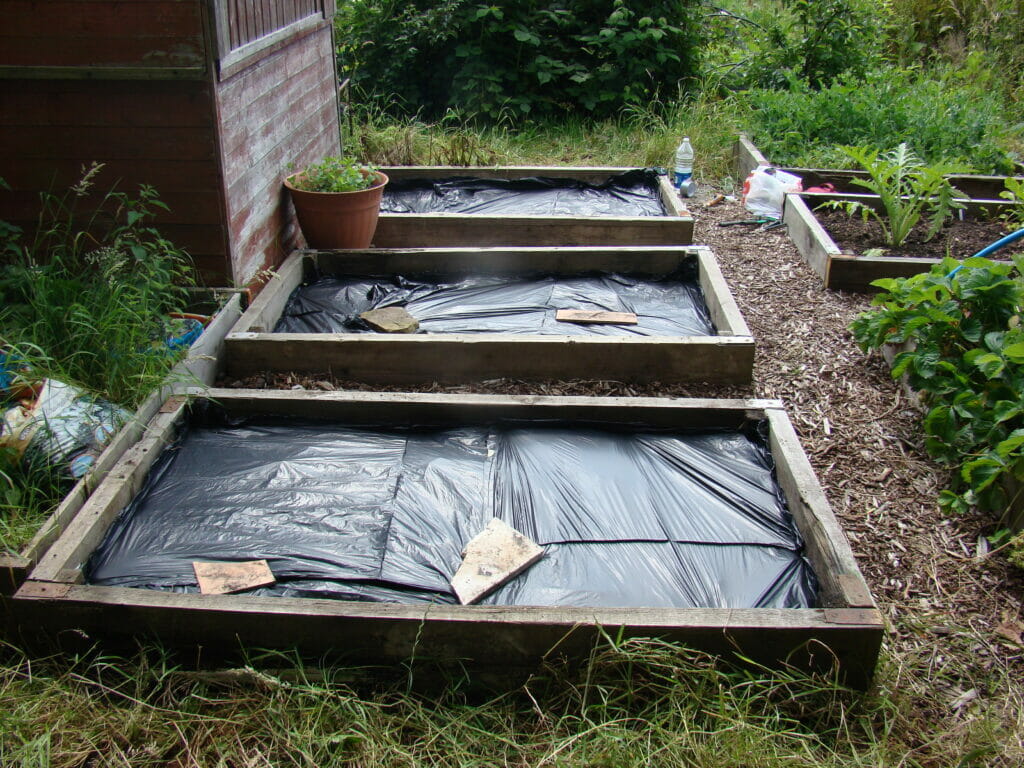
[284,171,389,249]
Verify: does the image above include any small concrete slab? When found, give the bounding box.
[360,307,419,333]
[451,518,544,604]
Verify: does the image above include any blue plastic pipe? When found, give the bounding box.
[947,227,1024,277]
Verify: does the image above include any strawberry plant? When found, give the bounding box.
[851,257,1024,549]
[821,143,964,248]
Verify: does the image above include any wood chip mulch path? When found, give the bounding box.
[222,195,1024,706]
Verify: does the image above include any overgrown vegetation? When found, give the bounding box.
[0,164,194,405]
[337,1,1021,174]
[743,66,1017,172]
[852,257,1024,557]
[0,165,195,552]
[1,633,1021,767]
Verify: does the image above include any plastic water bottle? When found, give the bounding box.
[674,136,694,189]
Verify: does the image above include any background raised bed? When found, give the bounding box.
[784,190,1021,291]
[371,167,694,248]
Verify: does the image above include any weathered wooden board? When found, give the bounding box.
[733,134,771,180]
[14,391,882,688]
[786,167,1023,201]
[214,20,339,285]
[555,310,638,325]
[0,296,243,599]
[223,246,755,385]
[372,167,694,248]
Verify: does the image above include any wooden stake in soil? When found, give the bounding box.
[451,518,544,604]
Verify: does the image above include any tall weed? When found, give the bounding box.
[0,164,194,407]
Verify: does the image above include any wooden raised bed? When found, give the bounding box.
[733,135,1024,291]
[223,246,754,385]
[13,390,882,688]
[372,167,694,248]
[0,295,243,601]
[783,190,1021,291]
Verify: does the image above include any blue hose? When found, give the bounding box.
[947,227,1024,277]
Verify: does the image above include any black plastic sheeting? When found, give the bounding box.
[87,410,818,609]
[380,169,667,217]
[273,268,714,337]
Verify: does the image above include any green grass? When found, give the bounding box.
[348,87,748,184]
[0,629,1020,768]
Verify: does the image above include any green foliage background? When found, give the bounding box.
[336,0,702,120]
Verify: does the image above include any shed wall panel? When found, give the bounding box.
[1,0,205,68]
[214,24,339,285]
[0,78,230,283]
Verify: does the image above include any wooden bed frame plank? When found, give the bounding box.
[14,391,883,687]
[223,247,754,384]
[373,214,695,248]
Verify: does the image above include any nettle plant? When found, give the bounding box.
[822,143,964,248]
[851,257,1024,557]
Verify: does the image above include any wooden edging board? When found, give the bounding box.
[783,191,1021,292]
[371,166,695,248]
[734,134,770,180]
[14,390,882,688]
[783,167,1023,202]
[0,295,243,600]
[223,246,755,385]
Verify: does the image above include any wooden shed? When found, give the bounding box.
[0,0,341,286]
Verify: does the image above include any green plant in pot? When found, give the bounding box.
[284,156,389,249]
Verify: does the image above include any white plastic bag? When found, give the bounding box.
[742,166,802,219]
[2,380,129,480]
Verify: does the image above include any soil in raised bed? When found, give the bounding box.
[814,207,1011,260]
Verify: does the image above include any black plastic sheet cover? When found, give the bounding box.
[87,413,817,610]
[380,169,667,217]
[273,269,714,337]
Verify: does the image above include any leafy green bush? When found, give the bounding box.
[851,257,1024,527]
[745,68,1017,173]
[1,164,194,406]
[707,0,880,90]
[821,143,964,247]
[336,0,702,121]
[288,156,383,193]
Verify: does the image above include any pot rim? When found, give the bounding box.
[284,169,389,195]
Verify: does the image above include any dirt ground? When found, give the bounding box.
[222,195,1024,709]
